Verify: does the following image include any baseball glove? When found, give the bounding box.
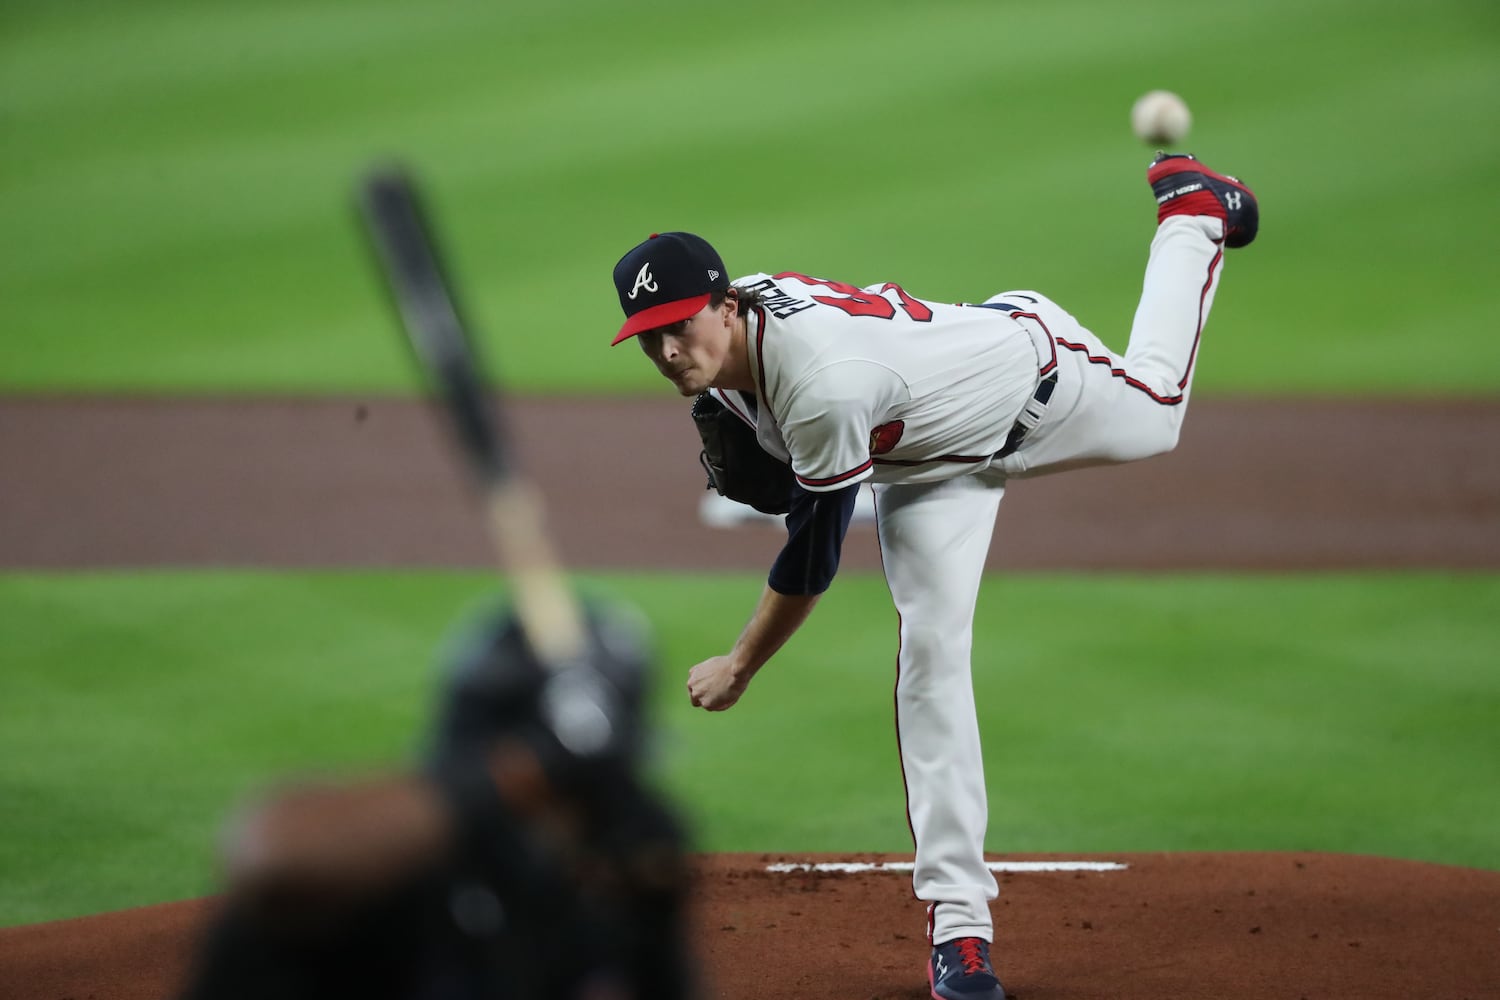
[691,392,794,515]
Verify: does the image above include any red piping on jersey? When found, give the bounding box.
[1041,246,1221,406]
[751,305,776,424]
[1010,312,1060,378]
[796,460,872,488]
[715,389,755,428]
[978,304,1060,377]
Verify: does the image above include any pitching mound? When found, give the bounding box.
[3,852,1496,999]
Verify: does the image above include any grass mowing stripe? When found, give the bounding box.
[1,1,1497,393]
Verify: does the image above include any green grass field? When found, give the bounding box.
[2,572,1497,926]
[2,0,1497,933]
[2,0,1498,394]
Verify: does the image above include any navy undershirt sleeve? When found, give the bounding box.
[767,482,861,596]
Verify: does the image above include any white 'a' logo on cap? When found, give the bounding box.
[628,263,659,300]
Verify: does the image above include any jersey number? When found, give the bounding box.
[773,272,933,323]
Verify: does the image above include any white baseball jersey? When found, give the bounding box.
[720,272,1043,492]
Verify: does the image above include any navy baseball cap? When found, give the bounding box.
[611,231,729,345]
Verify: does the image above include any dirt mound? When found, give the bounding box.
[3,852,1496,1000]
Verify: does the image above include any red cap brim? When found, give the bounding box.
[610,293,711,346]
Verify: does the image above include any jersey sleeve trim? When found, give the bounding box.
[872,453,989,467]
[795,459,873,489]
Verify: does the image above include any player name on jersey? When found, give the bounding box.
[735,275,817,319]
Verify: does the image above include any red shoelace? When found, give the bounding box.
[955,938,989,974]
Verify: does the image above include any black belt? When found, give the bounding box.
[995,371,1057,458]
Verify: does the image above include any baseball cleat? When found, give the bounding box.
[1148,152,1259,248]
[929,937,1006,1000]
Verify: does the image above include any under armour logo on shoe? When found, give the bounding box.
[628,263,659,300]
[1225,191,1243,210]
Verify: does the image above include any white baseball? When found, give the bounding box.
[1131,90,1192,145]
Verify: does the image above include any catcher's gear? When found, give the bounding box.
[691,392,794,515]
[179,600,697,1000]
[421,601,696,1000]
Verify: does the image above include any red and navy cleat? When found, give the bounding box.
[929,937,1006,1000]
[1148,152,1259,248]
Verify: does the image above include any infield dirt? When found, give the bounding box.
[2,396,1498,571]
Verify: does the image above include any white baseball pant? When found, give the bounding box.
[874,215,1227,945]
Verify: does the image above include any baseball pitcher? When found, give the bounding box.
[608,153,1258,1000]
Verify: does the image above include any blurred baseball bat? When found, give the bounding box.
[358,167,586,670]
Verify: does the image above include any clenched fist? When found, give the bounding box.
[686,655,748,711]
